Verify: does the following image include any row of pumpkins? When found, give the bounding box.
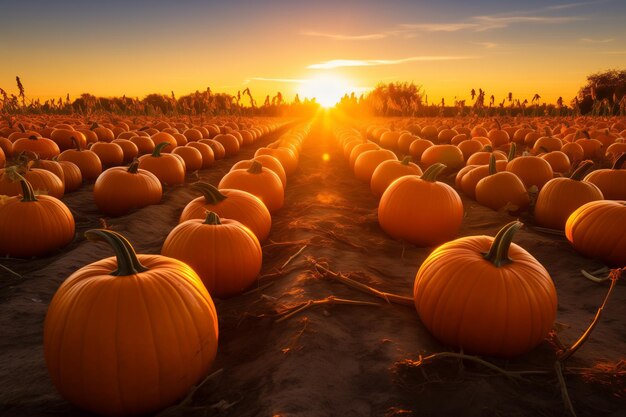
[39,122,309,416]
[334,121,626,267]
[333,122,625,358]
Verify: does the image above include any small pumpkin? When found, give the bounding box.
[370,156,423,198]
[378,163,463,247]
[138,142,186,185]
[0,175,74,257]
[353,148,398,183]
[90,141,125,167]
[534,161,603,230]
[44,229,218,416]
[583,152,626,200]
[475,158,530,213]
[180,182,271,242]
[12,135,61,159]
[162,211,262,298]
[414,221,557,357]
[218,161,284,213]
[57,137,102,181]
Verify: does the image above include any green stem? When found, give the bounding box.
[247,160,263,174]
[483,221,523,267]
[127,160,140,174]
[84,229,149,276]
[420,163,446,182]
[400,155,412,165]
[611,152,626,170]
[203,211,222,225]
[508,143,517,161]
[488,153,497,175]
[192,182,227,204]
[570,160,593,181]
[151,141,170,157]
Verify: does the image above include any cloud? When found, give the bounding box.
[546,1,610,10]
[300,30,388,41]
[307,56,477,69]
[471,15,585,31]
[580,37,615,43]
[398,23,479,32]
[473,42,498,48]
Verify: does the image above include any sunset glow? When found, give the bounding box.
[1,0,625,105]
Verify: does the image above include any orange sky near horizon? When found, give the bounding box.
[1,0,625,107]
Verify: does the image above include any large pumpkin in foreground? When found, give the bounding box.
[44,229,218,417]
[414,221,557,357]
[565,200,626,267]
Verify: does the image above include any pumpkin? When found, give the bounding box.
[162,211,262,298]
[414,221,557,357]
[505,155,553,190]
[57,160,82,193]
[172,146,203,172]
[111,138,139,164]
[94,160,163,216]
[12,135,60,159]
[180,182,271,242]
[539,150,571,174]
[231,155,287,188]
[370,156,423,198]
[218,161,284,213]
[378,163,463,247]
[213,133,240,157]
[534,161,603,230]
[457,139,484,161]
[129,135,156,155]
[475,158,530,213]
[347,142,379,170]
[583,153,626,200]
[50,129,86,151]
[354,148,398,183]
[138,142,186,186]
[91,124,115,142]
[44,229,218,416]
[57,138,103,181]
[0,166,65,199]
[565,200,626,266]
[420,145,465,171]
[255,146,298,175]
[199,139,226,160]
[460,156,508,199]
[186,142,215,169]
[0,147,4,168]
[0,175,74,257]
[150,132,177,153]
[90,142,125,167]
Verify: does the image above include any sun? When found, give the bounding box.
[297,75,353,108]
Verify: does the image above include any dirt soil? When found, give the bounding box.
[1,116,625,417]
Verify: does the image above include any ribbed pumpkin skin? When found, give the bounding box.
[565,200,626,266]
[218,166,284,213]
[370,158,422,198]
[58,149,103,181]
[414,235,557,357]
[58,160,83,192]
[0,194,74,257]
[254,147,298,175]
[354,149,398,183]
[506,156,553,190]
[43,255,218,416]
[475,171,530,212]
[583,156,626,200]
[94,166,162,216]
[378,176,463,247]
[231,155,287,188]
[534,178,603,230]
[138,153,186,185]
[0,168,65,198]
[162,218,262,298]
[180,188,271,242]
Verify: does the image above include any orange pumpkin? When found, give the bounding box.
[12,136,60,160]
[138,142,186,186]
[354,148,398,183]
[378,163,463,247]
[566,200,626,266]
[57,138,102,181]
[420,145,465,171]
[0,175,74,257]
[231,155,287,188]
[475,161,530,213]
[90,142,124,167]
[414,221,557,357]
[172,146,203,172]
[44,229,218,416]
[218,161,284,213]
[162,211,262,298]
[583,153,626,200]
[505,155,553,190]
[370,156,423,198]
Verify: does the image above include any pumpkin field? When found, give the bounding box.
[0,110,625,417]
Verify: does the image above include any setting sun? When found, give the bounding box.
[297,75,353,108]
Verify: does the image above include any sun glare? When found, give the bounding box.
[297,75,352,108]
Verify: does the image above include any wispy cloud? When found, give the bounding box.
[398,23,479,32]
[472,15,585,31]
[546,1,610,10]
[580,37,615,43]
[307,56,477,69]
[473,42,498,49]
[300,31,388,41]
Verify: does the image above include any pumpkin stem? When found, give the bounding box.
[494,118,502,130]
[84,229,149,276]
[28,135,38,141]
[151,141,170,157]
[507,143,517,161]
[70,136,82,151]
[127,159,140,174]
[483,145,493,152]
[16,173,38,202]
[400,155,412,165]
[90,122,99,130]
[203,211,222,225]
[611,152,626,170]
[488,153,497,175]
[192,182,227,204]
[570,160,593,180]
[247,160,263,174]
[483,221,523,267]
[420,163,446,182]
[18,123,26,133]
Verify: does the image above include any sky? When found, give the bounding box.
[1,0,625,106]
